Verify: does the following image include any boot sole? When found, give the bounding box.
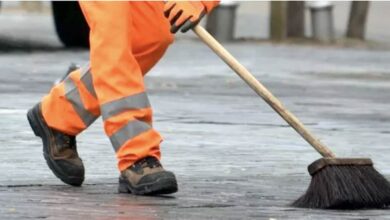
[118,174,178,195]
[27,105,84,186]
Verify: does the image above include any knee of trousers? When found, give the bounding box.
[135,30,174,56]
[157,31,174,50]
[134,31,174,74]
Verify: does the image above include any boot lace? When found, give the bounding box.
[55,132,76,150]
[132,157,161,172]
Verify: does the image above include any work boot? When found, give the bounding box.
[118,157,178,195]
[27,103,84,186]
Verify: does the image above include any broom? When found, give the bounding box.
[192,25,390,209]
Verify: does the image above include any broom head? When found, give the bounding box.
[292,158,390,209]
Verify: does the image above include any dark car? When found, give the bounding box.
[51,1,89,48]
[0,1,90,48]
[0,1,91,48]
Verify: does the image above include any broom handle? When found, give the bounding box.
[193,25,336,158]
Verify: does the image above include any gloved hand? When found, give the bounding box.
[164,1,207,33]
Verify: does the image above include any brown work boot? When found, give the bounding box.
[118,157,178,195]
[27,103,84,186]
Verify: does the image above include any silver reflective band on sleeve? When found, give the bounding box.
[109,120,151,151]
[80,63,98,98]
[64,77,98,126]
[101,92,151,120]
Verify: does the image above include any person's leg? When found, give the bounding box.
[130,1,174,76]
[41,64,100,135]
[78,1,177,194]
[43,1,173,137]
[112,1,175,171]
[78,1,159,170]
[27,64,99,186]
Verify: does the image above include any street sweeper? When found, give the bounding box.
[27,1,219,195]
[27,0,390,209]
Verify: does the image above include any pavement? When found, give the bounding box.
[1,4,390,220]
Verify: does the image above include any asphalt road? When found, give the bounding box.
[0,10,390,220]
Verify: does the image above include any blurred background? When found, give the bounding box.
[0,1,388,49]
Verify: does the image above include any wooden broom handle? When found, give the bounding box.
[193,25,336,158]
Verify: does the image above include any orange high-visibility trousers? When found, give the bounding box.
[41,1,174,171]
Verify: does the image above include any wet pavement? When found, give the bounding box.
[1,7,390,220]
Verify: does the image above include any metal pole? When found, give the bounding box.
[308,1,335,43]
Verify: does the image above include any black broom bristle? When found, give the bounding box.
[292,164,390,209]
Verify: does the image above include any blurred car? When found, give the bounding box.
[0,1,90,48]
[51,1,89,48]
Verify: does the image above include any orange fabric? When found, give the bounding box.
[42,1,173,171]
[116,129,162,171]
[42,71,88,136]
[71,70,100,116]
[201,1,220,13]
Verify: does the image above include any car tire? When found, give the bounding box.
[51,1,89,48]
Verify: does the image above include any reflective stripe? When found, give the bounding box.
[64,77,98,126]
[109,120,151,151]
[101,92,151,120]
[79,64,98,98]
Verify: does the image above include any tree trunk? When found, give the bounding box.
[287,1,305,38]
[346,1,370,40]
[270,1,287,40]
